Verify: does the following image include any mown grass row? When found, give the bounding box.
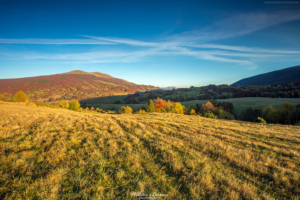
[0,102,300,199]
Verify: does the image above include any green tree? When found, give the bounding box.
[204,112,218,119]
[218,109,225,119]
[69,99,80,111]
[280,103,295,125]
[147,100,155,113]
[13,90,29,102]
[262,105,274,119]
[266,108,281,124]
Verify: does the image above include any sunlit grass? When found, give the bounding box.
[0,102,299,199]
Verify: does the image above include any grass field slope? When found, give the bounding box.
[1,102,300,199]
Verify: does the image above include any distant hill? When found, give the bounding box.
[232,65,300,86]
[0,70,159,101]
[161,86,177,90]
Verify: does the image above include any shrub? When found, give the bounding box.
[57,101,65,108]
[225,112,235,120]
[91,107,95,111]
[190,109,196,115]
[13,90,29,102]
[204,112,218,119]
[136,109,146,114]
[119,106,133,114]
[256,117,267,124]
[69,99,80,111]
[85,107,89,111]
[0,93,4,101]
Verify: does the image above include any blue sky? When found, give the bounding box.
[0,0,300,87]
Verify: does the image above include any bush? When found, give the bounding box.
[190,109,196,115]
[256,117,267,124]
[14,90,29,102]
[69,99,80,111]
[204,112,218,119]
[136,109,146,114]
[0,93,5,101]
[119,106,133,114]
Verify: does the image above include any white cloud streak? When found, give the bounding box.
[0,38,114,44]
[0,10,300,70]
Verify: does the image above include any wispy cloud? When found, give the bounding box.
[0,10,300,70]
[0,38,114,44]
[168,10,300,43]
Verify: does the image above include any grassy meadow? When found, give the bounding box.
[1,102,300,199]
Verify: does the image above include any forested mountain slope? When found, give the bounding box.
[232,65,300,86]
[0,70,158,101]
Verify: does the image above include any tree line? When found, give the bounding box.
[123,82,300,104]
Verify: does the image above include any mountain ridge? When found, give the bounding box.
[0,70,159,101]
[232,65,300,86]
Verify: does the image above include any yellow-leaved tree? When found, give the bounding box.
[69,99,80,111]
[0,93,5,101]
[119,106,133,114]
[14,90,29,102]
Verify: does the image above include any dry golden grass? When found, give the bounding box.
[1,102,300,199]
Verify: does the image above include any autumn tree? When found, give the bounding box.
[202,101,215,114]
[69,99,80,111]
[174,102,184,114]
[57,100,65,108]
[0,93,4,101]
[154,97,167,112]
[147,100,155,113]
[119,106,132,114]
[14,90,29,102]
[190,109,196,115]
[165,100,175,113]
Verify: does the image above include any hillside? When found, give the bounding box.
[232,65,300,86]
[0,70,159,101]
[1,102,300,199]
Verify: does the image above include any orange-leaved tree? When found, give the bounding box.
[202,101,216,114]
[154,97,167,112]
